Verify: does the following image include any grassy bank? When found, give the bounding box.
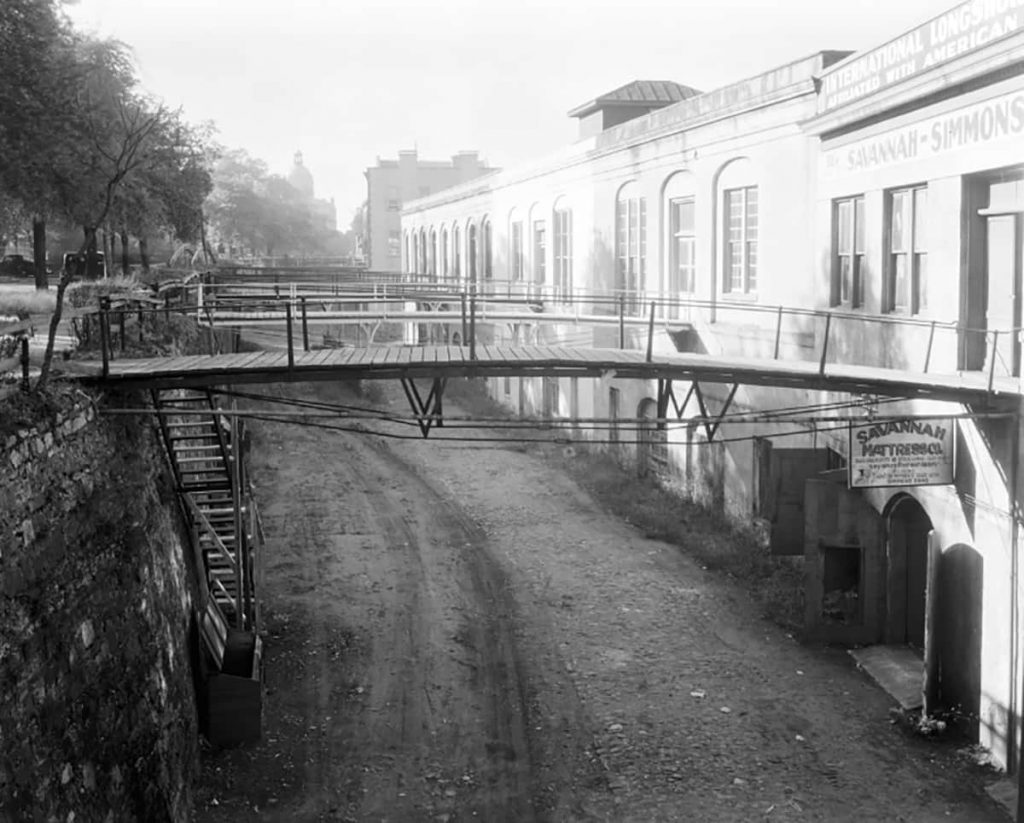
[445,377,805,630]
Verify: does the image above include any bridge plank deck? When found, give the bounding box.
[497,344,517,363]
[158,354,217,373]
[253,352,286,370]
[332,347,359,366]
[307,348,336,367]
[83,341,1019,404]
[228,351,269,371]
[349,347,374,366]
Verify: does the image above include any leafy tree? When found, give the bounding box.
[37,36,172,388]
[0,0,75,287]
[113,114,215,271]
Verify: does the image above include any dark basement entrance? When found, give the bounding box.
[805,481,936,711]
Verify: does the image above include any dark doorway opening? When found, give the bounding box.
[886,496,933,649]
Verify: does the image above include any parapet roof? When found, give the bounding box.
[567,79,702,119]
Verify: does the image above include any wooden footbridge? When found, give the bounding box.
[74,340,1019,406]
[25,266,1022,744]
[65,270,1022,409]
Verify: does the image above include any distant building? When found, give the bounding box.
[288,151,338,232]
[364,150,495,271]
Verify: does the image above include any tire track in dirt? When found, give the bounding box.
[242,400,545,821]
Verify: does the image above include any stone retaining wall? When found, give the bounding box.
[0,394,200,821]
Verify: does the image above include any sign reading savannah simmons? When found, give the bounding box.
[848,418,956,489]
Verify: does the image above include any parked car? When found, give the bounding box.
[0,254,35,278]
[62,251,106,279]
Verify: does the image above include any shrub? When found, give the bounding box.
[66,275,146,308]
[0,290,57,319]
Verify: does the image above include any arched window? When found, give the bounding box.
[552,197,572,301]
[429,229,437,279]
[663,171,697,314]
[468,222,478,284]
[453,224,461,279]
[509,209,523,282]
[441,227,449,279]
[616,182,646,313]
[716,158,758,296]
[482,219,493,281]
[404,231,411,273]
[419,228,427,275]
[529,203,546,289]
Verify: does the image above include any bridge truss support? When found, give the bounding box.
[400,377,447,438]
[656,379,739,442]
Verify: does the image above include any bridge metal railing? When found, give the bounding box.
[77,269,1024,394]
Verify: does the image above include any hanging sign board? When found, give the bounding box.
[848,418,955,488]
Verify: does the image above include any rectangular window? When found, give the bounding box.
[724,186,758,295]
[833,195,865,307]
[387,199,401,211]
[533,220,546,285]
[511,221,523,281]
[387,230,400,258]
[616,195,647,313]
[670,197,696,296]
[887,185,927,314]
[553,209,573,300]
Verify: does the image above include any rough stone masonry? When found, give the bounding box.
[0,393,201,822]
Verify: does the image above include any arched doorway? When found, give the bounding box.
[886,495,933,648]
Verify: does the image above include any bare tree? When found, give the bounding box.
[38,93,168,388]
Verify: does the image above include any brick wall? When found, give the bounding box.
[0,394,200,821]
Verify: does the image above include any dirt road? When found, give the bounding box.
[194,381,1007,822]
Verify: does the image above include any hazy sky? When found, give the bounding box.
[67,0,959,230]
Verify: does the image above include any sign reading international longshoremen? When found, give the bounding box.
[848,419,955,488]
[819,0,1024,113]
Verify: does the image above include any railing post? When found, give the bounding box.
[645,300,656,363]
[619,295,625,349]
[460,291,468,346]
[196,277,204,323]
[923,320,937,373]
[99,297,111,378]
[469,283,477,360]
[286,302,295,368]
[20,336,29,391]
[301,296,309,352]
[989,330,1000,392]
[818,312,832,376]
[119,307,126,352]
[207,306,216,354]
[773,305,784,359]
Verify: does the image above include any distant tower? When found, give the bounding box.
[288,150,314,198]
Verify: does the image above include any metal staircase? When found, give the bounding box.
[151,388,261,636]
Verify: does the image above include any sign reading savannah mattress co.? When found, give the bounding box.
[820,0,1022,112]
[848,419,955,489]
[821,89,1024,179]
